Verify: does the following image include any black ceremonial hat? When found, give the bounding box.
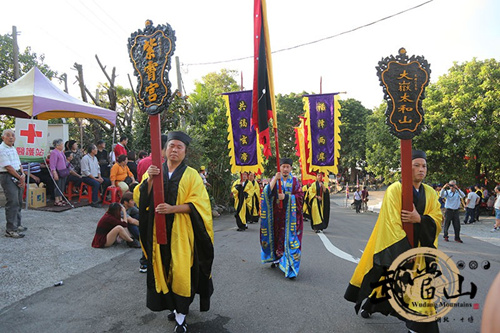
[280,157,293,166]
[167,131,192,147]
[412,150,427,160]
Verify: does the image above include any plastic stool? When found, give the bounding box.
[102,186,122,205]
[78,183,94,203]
[64,181,78,200]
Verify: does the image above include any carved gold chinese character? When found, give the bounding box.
[318,136,326,145]
[143,38,157,60]
[146,82,159,102]
[399,93,414,103]
[145,60,158,81]
[317,152,326,162]
[397,104,413,113]
[398,81,411,92]
[398,70,412,80]
[241,152,249,162]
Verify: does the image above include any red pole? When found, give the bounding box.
[401,139,414,247]
[274,126,283,207]
[149,114,167,244]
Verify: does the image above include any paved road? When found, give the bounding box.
[0,195,498,332]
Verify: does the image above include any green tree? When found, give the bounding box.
[188,69,239,206]
[0,33,57,134]
[0,33,56,88]
[365,103,400,184]
[338,98,371,183]
[416,58,500,185]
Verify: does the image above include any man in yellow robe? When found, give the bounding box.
[138,131,214,333]
[231,172,251,231]
[304,172,330,232]
[344,150,442,333]
[247,172,261,223]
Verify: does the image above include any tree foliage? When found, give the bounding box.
[338,98,372,182]
[0,33,58,135]
[187,69,239,206]
[416,58,500,185]
[365,102,400,184]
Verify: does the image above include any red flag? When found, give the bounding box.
[253,0,276,158]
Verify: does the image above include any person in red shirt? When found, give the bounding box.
[136,134,168,182]
[91,202,140,248]
[114,136,128,158]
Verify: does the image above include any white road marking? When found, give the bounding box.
[317,232,360,264]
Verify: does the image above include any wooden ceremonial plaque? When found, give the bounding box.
[128,20,176,244]
[376,48,431,247]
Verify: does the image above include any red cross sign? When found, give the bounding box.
[15,119,49,162]
[20,123,43,144]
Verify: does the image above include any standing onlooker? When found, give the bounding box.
[50,139,69,207]
[199,166,210,187]
[66,140,83,174]
[474,184,483,222]
[353,187,363,213]
[96,140,110,178]
[440,180,466,243]
[81,144,110,208]
[0,129,26,238]
[361,186,369,212]
[127,151,138,179]
[464,186,480,224]
[114,136,128,157]
[491,186,500,232]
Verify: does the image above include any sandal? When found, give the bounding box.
[54,201,64,206]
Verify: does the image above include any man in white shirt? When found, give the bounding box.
[81,144,110,207]
[464,186,480,224]
[0,129,26,238]
[440,180,466,243]
[491,186,500,232]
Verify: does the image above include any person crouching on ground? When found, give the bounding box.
[91,202,141,248]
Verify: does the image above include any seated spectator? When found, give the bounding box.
[91,203,141,248]
[110,154,136,195]
[66,140,83,174]
[65,151,83,190]
[81,144,111,208]
[121,191,147,273]
[120,191,140,239]
[127,151,138,179]
[137,150,147,161]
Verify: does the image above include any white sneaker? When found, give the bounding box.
[491,227,499,232]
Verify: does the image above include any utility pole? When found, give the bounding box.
[175,56,185,127]
[12,26,20,80]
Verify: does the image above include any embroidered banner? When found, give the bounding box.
[223,90,263,174]
[303,93,341,175]
[294,116,315,185]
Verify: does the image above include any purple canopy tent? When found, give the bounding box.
[0,67,116,125]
